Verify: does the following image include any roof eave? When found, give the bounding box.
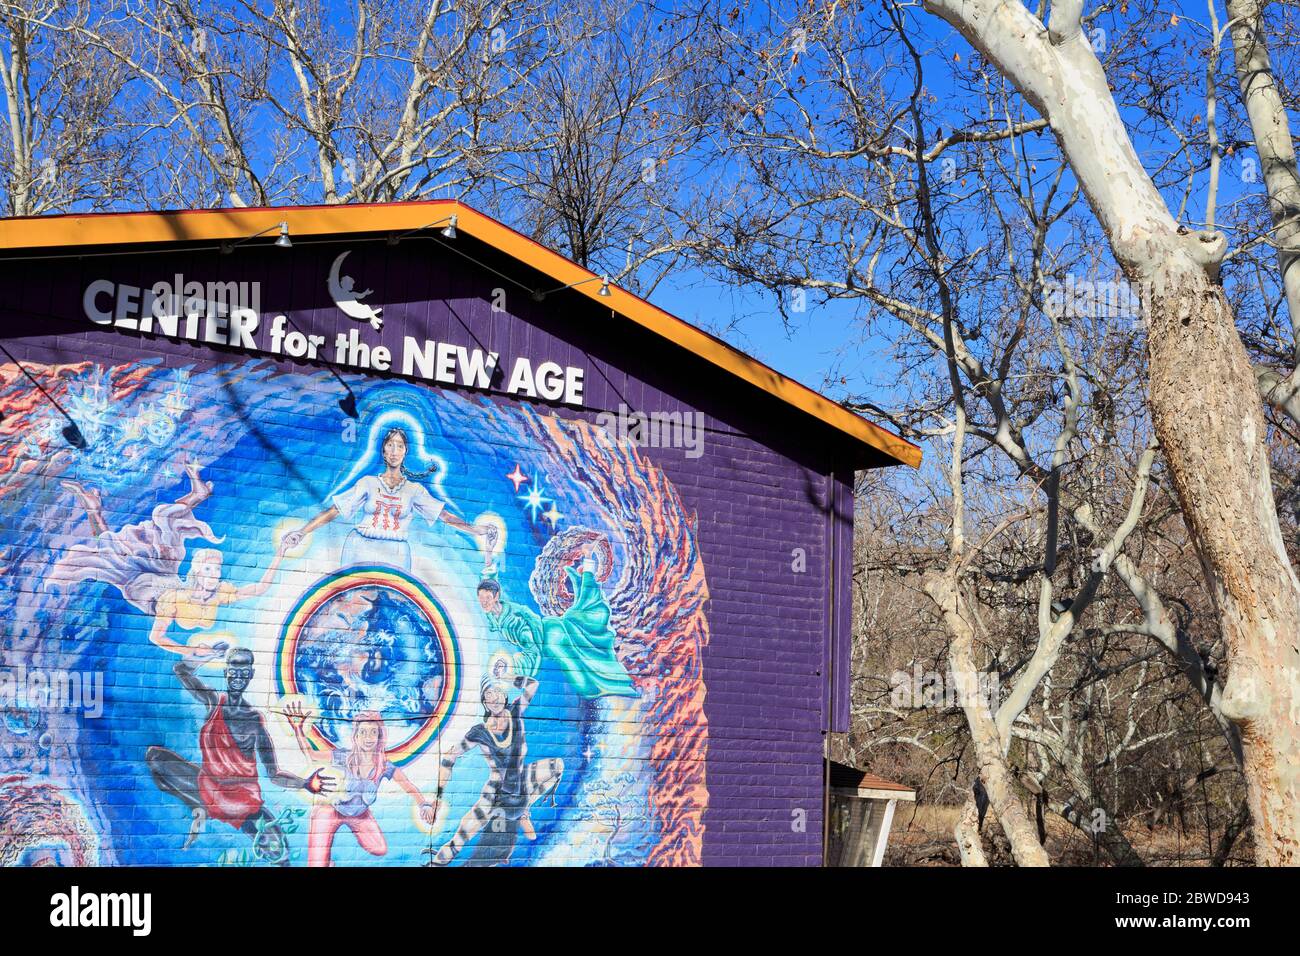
[0,200,922,469]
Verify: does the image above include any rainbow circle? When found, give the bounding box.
[275,566,460,766]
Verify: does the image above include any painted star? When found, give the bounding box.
[506,463,528,492]
[542,502,563,527]
[519,481,548,522]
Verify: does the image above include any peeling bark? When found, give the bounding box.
[926,569,1051,866]
[955,793,990,866]
[922,0,1300,865]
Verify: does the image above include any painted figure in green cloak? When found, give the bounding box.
[475,538,636,699]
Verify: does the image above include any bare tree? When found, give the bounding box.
[2,0,1293,866]
[0,0,133,215]
[13,0,570,208]
[918,0,1300,867]
[492,0,720,295]
[684,0,1261,864]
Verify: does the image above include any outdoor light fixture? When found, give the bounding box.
[386,214,458,246]
[221,221,292,254]
[533,274,613,302]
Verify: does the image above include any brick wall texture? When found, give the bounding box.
[0,232,855,867]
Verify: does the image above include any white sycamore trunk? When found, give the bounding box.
[926,569,1051,866]
[1225,0,1300,421]
[922,0,1300,865]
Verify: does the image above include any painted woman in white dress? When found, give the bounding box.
[282,427,492,571]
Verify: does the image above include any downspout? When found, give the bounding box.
[822,455,838,867]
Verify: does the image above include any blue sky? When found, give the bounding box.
[5,0,1252,417]
[651,273,881,397]
[644,0,1253,410]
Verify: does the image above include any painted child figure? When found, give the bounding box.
[283,701,437,867]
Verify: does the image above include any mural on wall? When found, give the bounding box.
[0,356,710,866]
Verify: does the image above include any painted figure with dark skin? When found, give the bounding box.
[146,648,333,863]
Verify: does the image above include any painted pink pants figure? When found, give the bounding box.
[286,704,436,867]
[308,804,388,867]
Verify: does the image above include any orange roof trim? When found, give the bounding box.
[0,200,920,468]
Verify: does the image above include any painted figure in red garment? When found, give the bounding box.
[146,648,332,863]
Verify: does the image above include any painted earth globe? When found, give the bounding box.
[276,568,460,763]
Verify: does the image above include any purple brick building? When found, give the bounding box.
[0,201,917,867]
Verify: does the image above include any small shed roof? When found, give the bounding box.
[828,760,917,801]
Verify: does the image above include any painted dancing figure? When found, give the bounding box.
[427,676,563,866]
[146,649,331,863]
[283,702,437,866]
[55,458,290,659]
[476,538,635,699]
